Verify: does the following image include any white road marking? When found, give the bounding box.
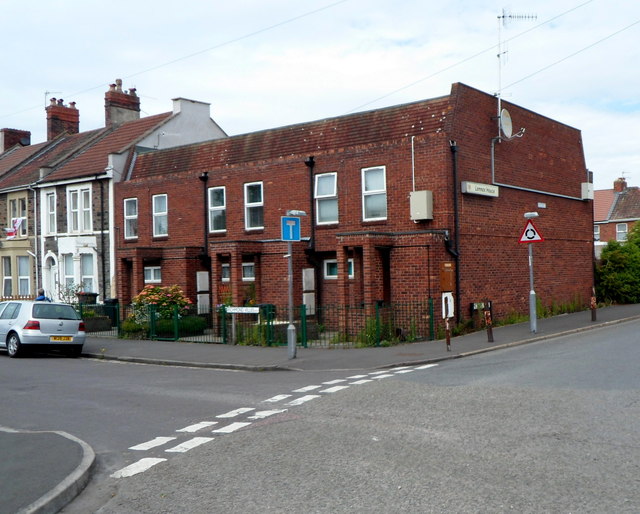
[369,370,392,375]
[263,394,291,403]
[165,437,214,453]
[322,379,347,385]
[347,374,368,379]
[213,422,252,434]
[394,369,415,374]
[177,421,218,433]
[320,385,350,394]
[371,374,394,380]
[415,364,439,370]
[129,437,177,451]
[111,458,167,478]
[217,408,255,418]
[286,394,321,406]
[293,385,322,392]
[248,409,287,420]
[389,366,411,371]
[350,379,373,385]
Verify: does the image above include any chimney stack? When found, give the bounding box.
[105,78,140,126]
[46,98,80,140]
[614,177,627,192]
[0,128,31,153]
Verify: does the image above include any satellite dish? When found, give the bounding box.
[500,108,513,139]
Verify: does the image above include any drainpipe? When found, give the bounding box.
[199,172,209,258]
[449,141,462,323]
[99,177,106,299]
[304,156,315,251]
[29,187,40,290]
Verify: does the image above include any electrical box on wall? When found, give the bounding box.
[410,190,433,220]
[581,182,594,200]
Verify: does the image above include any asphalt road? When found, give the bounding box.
[78,322,640,513]
[0,352,351,512]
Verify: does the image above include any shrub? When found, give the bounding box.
[131,285,192,323]
[596,239,640,303]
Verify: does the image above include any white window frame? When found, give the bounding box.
[242,262,255,282]
[63,254,75,289]
[361,166,387,221]
[323,258,354,279]
[244,182,264,230]
[124,198,138,239]
[152,194,168,237]
[67,185,92,233]
[315,173,338,225]
[616,223,628,242]
[208,186,226,233]
[80,254,95,293]
[46,191,57,235]
[593,225,600,242]
[221,263,230,282]
[17,255,30,296]
[2,257,12,296]
[144,266,162,284]
[9,197,27,237]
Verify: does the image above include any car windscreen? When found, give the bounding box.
[33,304,81,320]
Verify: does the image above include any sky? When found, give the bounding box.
[1,0,638,190]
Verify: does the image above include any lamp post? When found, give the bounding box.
[523,211,539,333]
[283,209,307,359]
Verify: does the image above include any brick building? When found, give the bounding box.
[594,177,640,258]
[115,83,594,326]
[0,80,226,301]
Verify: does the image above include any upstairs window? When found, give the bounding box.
[46,192,57,235]
[9,197,27,237]
[68,186,92,233]
[124,198,138,239]
[208,186,226,232]
[616,223,628,242]
[362,166,387,221]
[315,173,338,224]
[593,225,600,242]
[244,182,264,230]
[152,194,168,237]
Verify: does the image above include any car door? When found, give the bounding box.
[0,302,21,344]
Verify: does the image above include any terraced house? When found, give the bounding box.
[115,82,594,335]
[0,80,226,302]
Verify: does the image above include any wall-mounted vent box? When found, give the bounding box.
[410,190,433,220]
[581,182,594,200]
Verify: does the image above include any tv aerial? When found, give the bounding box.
[495,8,536,141]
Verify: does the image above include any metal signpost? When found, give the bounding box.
[281,212,305,359]
[519,213,544,333]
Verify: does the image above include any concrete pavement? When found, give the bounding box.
[5,302,640,513]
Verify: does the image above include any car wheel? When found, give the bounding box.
[66,345,83,358]
[7,333,23,358]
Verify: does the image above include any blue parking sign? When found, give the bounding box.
[281,216,301,241]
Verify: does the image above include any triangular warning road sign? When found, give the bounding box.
[519,220,544,243]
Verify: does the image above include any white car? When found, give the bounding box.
[0,300,86,358]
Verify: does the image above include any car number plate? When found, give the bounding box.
[50,336,73,342]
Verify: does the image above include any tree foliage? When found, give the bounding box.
[596,224,640,303]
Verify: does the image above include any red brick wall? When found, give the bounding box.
[115,83,594,323]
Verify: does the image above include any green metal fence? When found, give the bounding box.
[97,299,436,348]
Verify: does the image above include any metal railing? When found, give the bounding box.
[101,300,436,348]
